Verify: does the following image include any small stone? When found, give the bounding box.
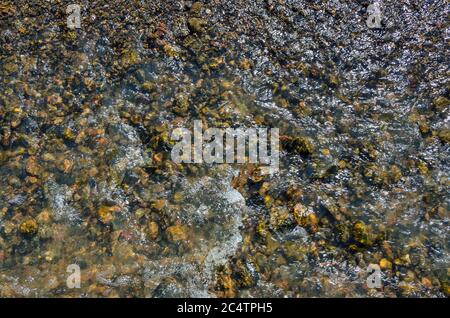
[88,167,98,177]
[379,258,392,270]
[269,207,290,229]
[190,2,203,14]
[121,49,140,67]
[275,97,289,108]
[44,250,55,262]
[389,165,402,182]
[250,167,266,183]
[163,43,178,57]
[3,62,18,75]
[209,57,223,69]
[98,205,120,224]
[337,160,347,169]
[256,219,268,237]
[36,209,51,224]
[293,203,307,224]
[280,135,315,155]
[437,128,450,143]
[239,59,252,70]
[42,153,56,162]
[172,192,184,203]
[398,281,416,296]
[27,176,38,184]
[148,221,159,240]
[321,149,331,156]
[4,221,15,235]
[47,94,63,106]
[62,159,73,173]
[352,221,372,246]
[142,81,156,93]
[26,156,40,176]
[294,101,312,117]
[336,224,350,243]
[166,224,188,242]
[220,80,233,90]
[188,18,207,33]
[63,128,76,141]
[258,182,270,196]
[173,94,189,115]
[417,161,428,175]
[135,208,146,219]
[151,199,166,211]
[263,194,272,207]
[286,185,302,201]
[328,74,339,86]
[293,204,318,232]
[421,277,432,288]
[433,96,449,111]
[19,219,38,235]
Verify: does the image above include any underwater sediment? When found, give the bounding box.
[0,0,449,297]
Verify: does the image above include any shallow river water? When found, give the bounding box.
[0,0,449,297]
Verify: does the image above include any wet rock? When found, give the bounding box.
[389,165,402,183]
[293,204,318,232]
[36,209,51,224]
[190,2,203,14]
[0,0,447,298]
[98,205,121,224]
[0,3,16,16]
[293,101,312,118]
[26,156,41,176]
[256,219,268,238]
[239,59,252,70]
[269,206,290,229]
[173,94,189,115]
[233,260,257,288]
[141,82,156,93]
[352,221,373,246]
[46,94,62,106]
[417,161,428,175]
[286,185,302,201]
[3,62,18,75]
[19,219,38,236]
[147,221,159,240]
[163,43,178,57]
[442,283,450,297]
[166,224,188,242]
[379,258,392,270]
[433,96,449,112]
[188,18,207,33]
[120,49,140,68]
[394,254,411,266]
[153,278,186,298]
[151,199,166,212]
[421,277,432,289]
[336,224,350,243]
[437,128,450,143]
[214,266,236,297]
[63,128,76,141]
[280,135,315,155]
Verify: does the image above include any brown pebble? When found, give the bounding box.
[148,221,159,240]
[166,224,188,242]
